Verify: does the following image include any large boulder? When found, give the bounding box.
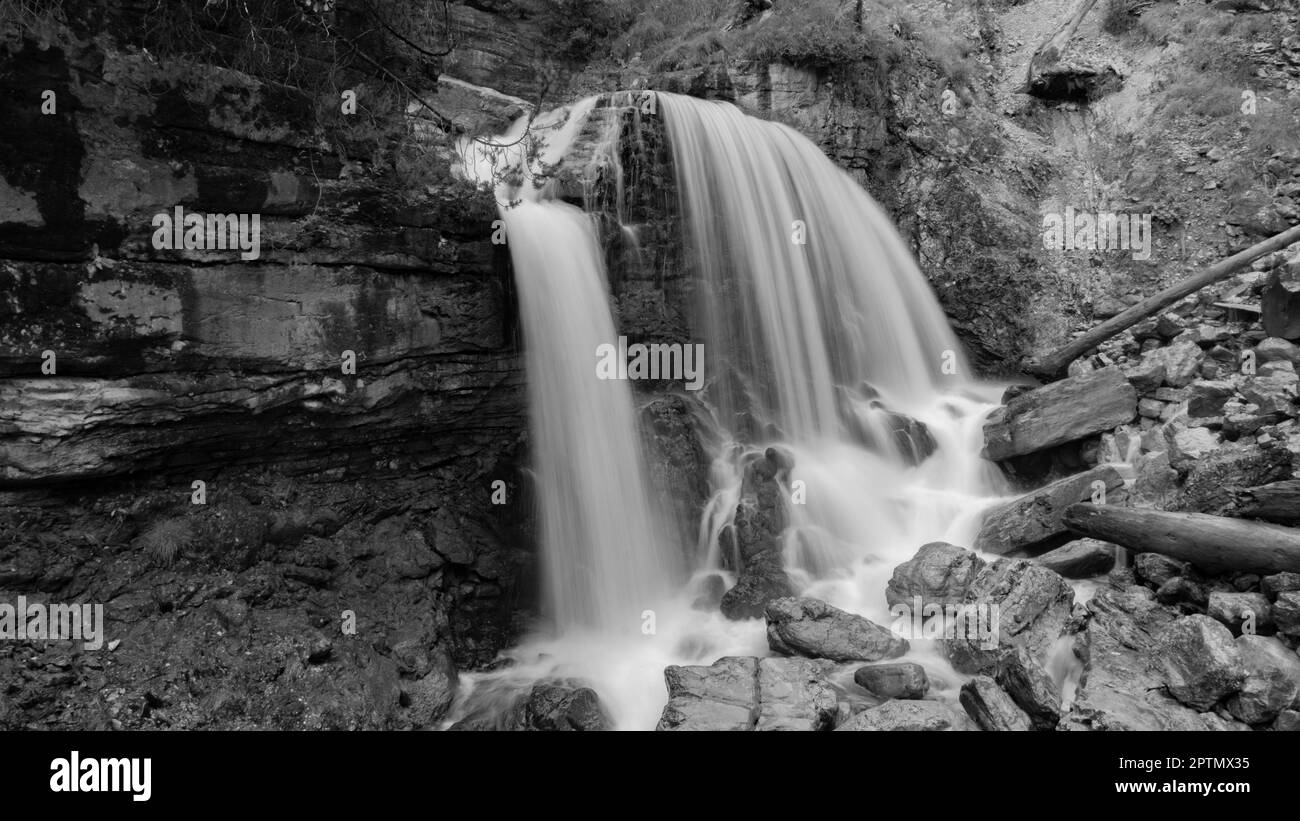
[1174,441,1292,516]
[959,676,1034,731]
[974,466,1126,555]
[982,367,1137,461]
[1156,615,1246,710]
[885,542,986,610]
[755,657,837,731]
[765,597,908,662]
[944,558,1075,674]
[853,662,929,700]
[720,449,796,620]
[657,657,758,731]
[1225,635,1300,725]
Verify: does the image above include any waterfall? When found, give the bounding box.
[502,200,677,633]
[449,92,1007,730]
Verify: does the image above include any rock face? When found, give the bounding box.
[974,466,1126,555]
[765,597,909,662]
[834,699,973,731]
[755,657,838,731]
[982,368,1137,461]
[1156,615,1246,710]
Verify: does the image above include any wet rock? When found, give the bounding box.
[755,657,837,731]
[1274,710,1300,731]
[982,367,1137,461]
[885,541,986,610]
[1062,586,1207,731]
[1262,264,1300,340]
[1155,577,1207,613]
[834,699,973,731]
[1240,375,1298,416]
[1156,615,1245,710]
[766,597,908,662]
[945,557,1074,675]
[995,649,1062,730]
[959,676,1033,731]
[511,680,610,731]
[1207,592,1273,635]
[1165,425,1221,471]
[1158,339,1206,388]
[720,552,794,620]
[974,466,1125,555]
[1122,357,1165,393]
[402,654,459,728]
[1033,539,1116,578]
[657,657,757,731]
[1255,337,1300,366]
[853,662,929,700]
[1187,380,1236,418]
[1224,635,1300,725]
[1133,451,1179,504]
[1135,553,1188,588]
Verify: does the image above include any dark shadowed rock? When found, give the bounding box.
[511,681,611,731]
[1156,615,1245,710]
[853,662,929,700]
[1135,553,1188,588]
[720,552,794,620]
[1174,441,1292,516]
[834,699,973,731]
[995,649,1062,730]
[1225,635,1300,725]
[1033,538,1117,578]
[960,676,1034,731]
[766,597,908,662]
[402,653,459,728]
[721,450,795,620]
[657,657,758,731]
[974,466,1126,555]
[885,542,986,609]
[982,367,1137,461]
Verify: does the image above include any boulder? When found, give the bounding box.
[1224,635,1300,725]
[1156,615,1246,710]
[1174,441,1292,516]
[1262,571,1300,600]
[1207,591,1273,635]
[1255,337,1300,366]
[853,662,929,700]
[834,699,973,731]
[995,649,1062,730]
[982,367,1137,461]
[720,551,793,620]
[1240,375,1298,415]
[945,558,1075,675]
[510,681,611,731]
[755,657,837,731]
[1187,380,1236,418]
[885,542,986,610]
[401,654,459,728]
[1274,591,1300,638]
[1262,263,1300,340]
[959,676,1034,731]
[657,657,758,731]
[1158,339,1206,388]
[973,466,1125,555]
[765,597,908,662]
[1135,553,1188,588]
[1032,538,1116,578]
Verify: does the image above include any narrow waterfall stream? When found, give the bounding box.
[449,91,1015,730]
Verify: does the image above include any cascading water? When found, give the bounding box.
[448,91,1014,730]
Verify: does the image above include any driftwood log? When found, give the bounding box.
[1063,503,1300,574]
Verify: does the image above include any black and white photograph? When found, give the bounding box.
[1,0,1298,801]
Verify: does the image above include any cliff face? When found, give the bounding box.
[0,3,540,728]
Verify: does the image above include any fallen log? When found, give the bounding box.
[1026,223,1300,379]
[1232,479,1300,524]
[1063,503,1300,575]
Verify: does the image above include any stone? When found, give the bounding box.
[1156,615,1246,710]
[982,367,1137,461]
[1207,592,1273,635]
[974,466,1125,555]
[1133,451,1179,505]
[1157,339,1206,388]
[995,649,1062,730]
[1274,710,1300,731]
[657,657,758,731]
[1240,375,1298,416]
[720,552,793,620]
[1224,635,1300,725]
[959,676,1033,731]
[1273,591,1300,637]
[510,681,610,731]
[853,662,929,699]
[1122,357,1165,393]
[1155,577,1207,612]
[1262,571,1300,600]
[834,699,972,731]
[1165,425,1221,470]
[1032,538,1117,578]
[1187,380,1236,418]
[1135,553,1188,588]
[1138,397,1164,418]
[885,542,986,610]
[765,597,908,662]
[755,657,837,731]
[402,654,459,728]
[945,558,1074,675]
[1256,337,1300,366]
